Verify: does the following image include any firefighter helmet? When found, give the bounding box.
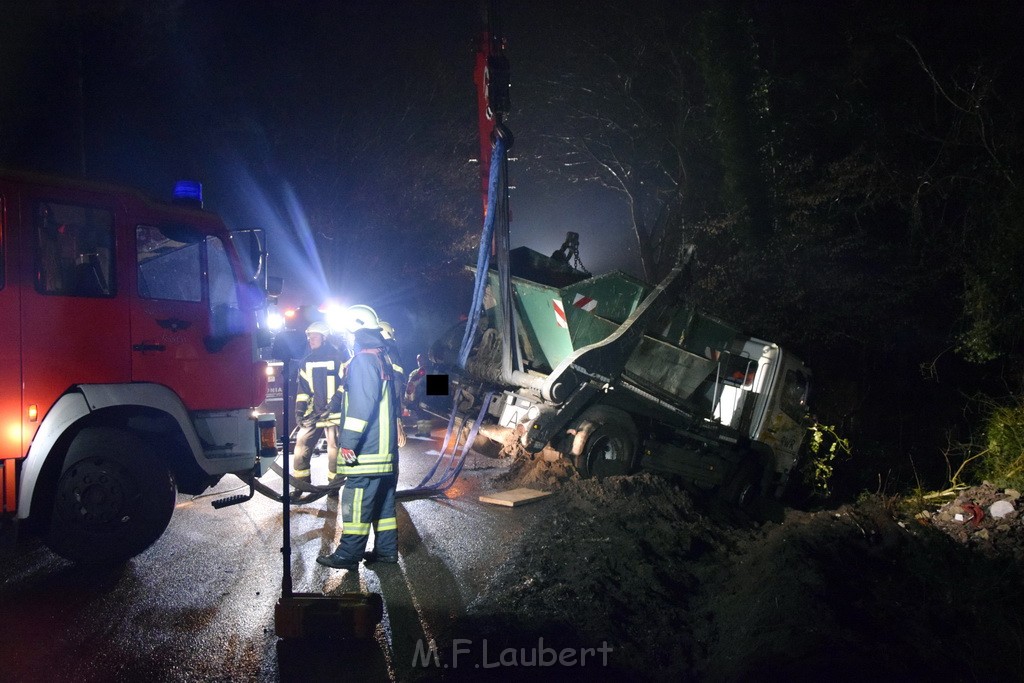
[305,321,330,337]
[343,304,380,333]
[379,321,396,341]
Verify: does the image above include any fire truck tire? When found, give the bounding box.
[572,407,639,478]
[45,428,176,564]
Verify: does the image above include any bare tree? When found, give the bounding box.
[510,0,704,281]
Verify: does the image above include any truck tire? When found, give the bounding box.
[721,459,762,509]
[45,428,176,564]
[571,407,639,478]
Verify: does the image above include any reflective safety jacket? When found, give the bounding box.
[295,343,347,427]
[338,333,398,476]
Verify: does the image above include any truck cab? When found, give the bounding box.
[0,170,277,563]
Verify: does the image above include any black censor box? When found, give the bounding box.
[425,374,449,396]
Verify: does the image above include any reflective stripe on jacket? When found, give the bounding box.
[338,343,397,476]
[295,344,346,426]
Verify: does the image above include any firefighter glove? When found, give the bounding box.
[339,448,358,466]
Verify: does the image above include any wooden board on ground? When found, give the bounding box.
[479,487,553,507]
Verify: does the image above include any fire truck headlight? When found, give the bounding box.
[283,308,298,329]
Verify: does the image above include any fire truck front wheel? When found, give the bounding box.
[45,428,177,564]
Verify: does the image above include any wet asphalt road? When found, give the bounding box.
[0,432,552,682]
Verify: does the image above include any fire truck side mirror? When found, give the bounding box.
[272,330,307,361]
[267,276,283,299]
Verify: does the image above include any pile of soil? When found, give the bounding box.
[491,448,579,491]
[440,455,1024,681]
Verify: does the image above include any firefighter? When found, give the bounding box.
[317,305,400,569]
[404,353,430,417]
[292,320,347,491]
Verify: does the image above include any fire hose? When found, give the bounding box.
[399,124,510,497]
[396,390,495,499]
[254,413,346,505]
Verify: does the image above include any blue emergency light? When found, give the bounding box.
[172,180,204,208]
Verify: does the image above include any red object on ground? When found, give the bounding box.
[962,502,985,528]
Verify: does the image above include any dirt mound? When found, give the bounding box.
[689,497,1024,680]
[438,470,1024,681]
[491,450,579,491]
[443,473,720,681]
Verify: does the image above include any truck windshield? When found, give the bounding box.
[137,225,202,301]
[780,370,810,421]
[137,227,246,338]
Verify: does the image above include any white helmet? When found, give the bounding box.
[379,321,396,341]
[343,304,380,334]
[305,321,330,337]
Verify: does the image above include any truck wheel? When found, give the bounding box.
[572,408,639,478]
[721,459,762,509]
[45,428,176,564]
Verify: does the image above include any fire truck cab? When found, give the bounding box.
[0,170,277,564]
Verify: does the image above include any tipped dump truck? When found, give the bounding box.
[438,244,811,506]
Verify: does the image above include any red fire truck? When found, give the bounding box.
[0,169,278,564]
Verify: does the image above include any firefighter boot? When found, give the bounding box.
[316,551,359,570]
[290,475,311,496]
[363,551,398,564]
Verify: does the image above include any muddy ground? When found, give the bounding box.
[424,453,1024,681]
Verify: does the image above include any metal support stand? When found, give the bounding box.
[271,333,383,641]
[281,356,294,597]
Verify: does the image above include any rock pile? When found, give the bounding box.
[913,482,1024,560]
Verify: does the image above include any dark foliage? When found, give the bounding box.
[507,0,1024,495]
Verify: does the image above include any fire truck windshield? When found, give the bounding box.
[137,225,203,301]
[137,224,247,339]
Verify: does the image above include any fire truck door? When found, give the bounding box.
[19,193,131,448]
[131,225,256,411]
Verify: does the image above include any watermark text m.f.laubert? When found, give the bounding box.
[412,637,613,669]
